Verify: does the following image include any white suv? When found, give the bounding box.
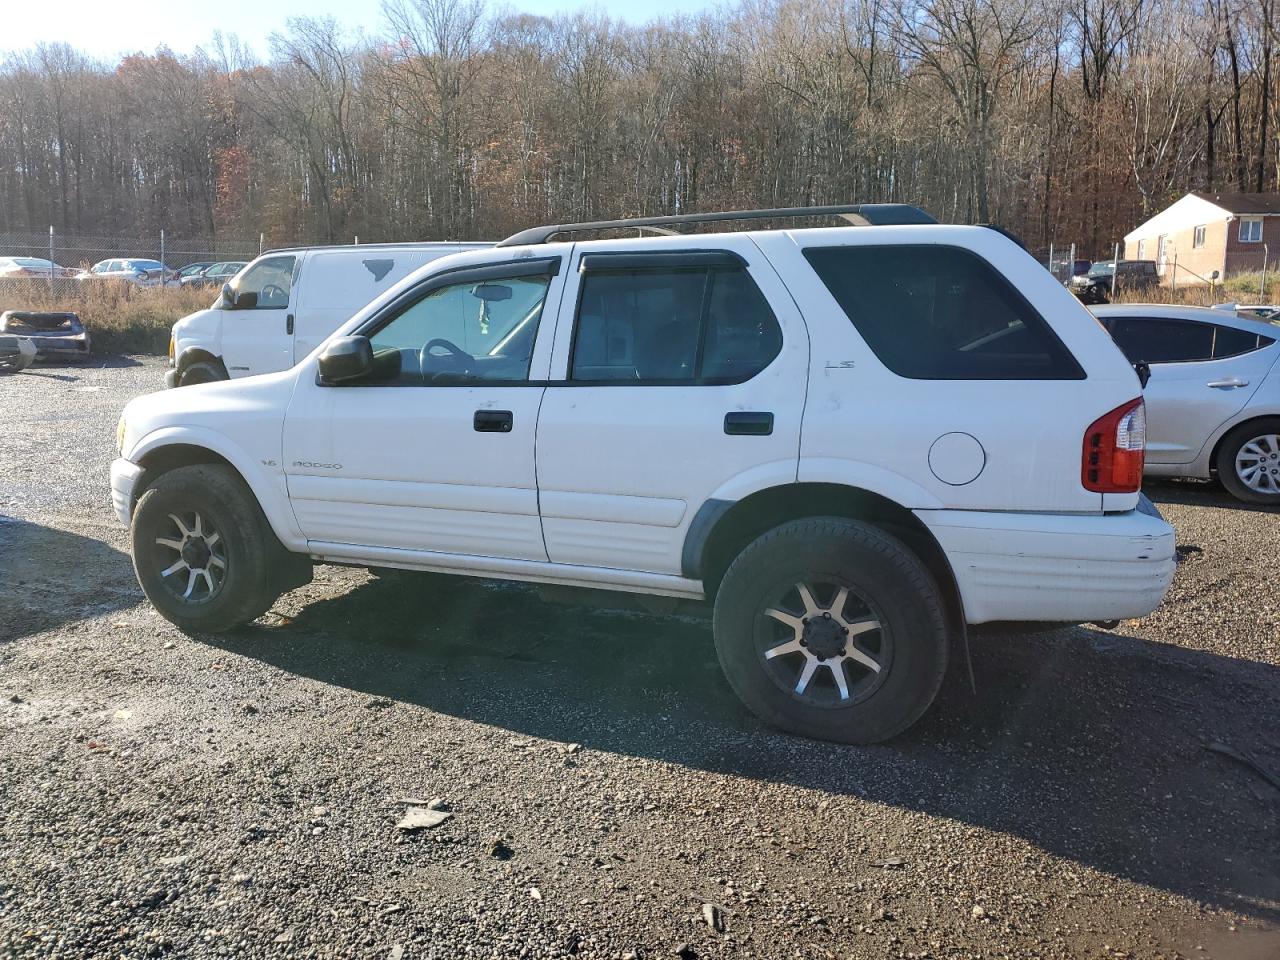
[110,205,1176,743]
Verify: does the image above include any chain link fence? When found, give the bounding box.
[0,229,267,300]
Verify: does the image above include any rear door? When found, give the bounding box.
[534,236,808,576]
[218,253,299,378]
[1105,314,1279,462]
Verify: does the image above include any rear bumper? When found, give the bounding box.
[31,335,90,359]
[110,458,144,525]
[915,498,1176,625]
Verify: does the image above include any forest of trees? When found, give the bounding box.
[1,0,1279,257]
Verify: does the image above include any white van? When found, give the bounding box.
[165,242,491,387]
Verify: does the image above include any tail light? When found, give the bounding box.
[1082,397,1146,493]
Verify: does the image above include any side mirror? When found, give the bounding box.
[318,336,374,384]
[220,283,236,307]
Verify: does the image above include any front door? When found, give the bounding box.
[281,256,566,560]
[534,238,808,576]
[219,253,298,378]
[1108,314,1279,462]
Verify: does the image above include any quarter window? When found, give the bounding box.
[360,272,552,385]
[570,264,781,384]
[803,244,1083,380]
[1106,316,1271,363]
[1240,217,1263,243]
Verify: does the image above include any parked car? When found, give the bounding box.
[179,261,247,289]
[165,242,491,386]
[1069,259,1159,304]
[175,262,215,283]
[0,334,36,372]
[1210,302,1280,321]
[1093,303,1280,503]
[0,311,90,361]
[112,204,1176,744]
[0,256,78,279]
[78,259,177,287]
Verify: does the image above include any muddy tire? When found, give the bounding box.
[130,464,282,632]
[712,517,949,744]
[179,361,226,386]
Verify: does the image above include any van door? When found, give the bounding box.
[219,253,300,378]
[534,237,808,576]
[282,254,566,560]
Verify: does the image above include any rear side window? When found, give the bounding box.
[1213,325,1273,358]
[1107,316,1272,363]
[571,265,781,384]
[803,245,1083,380]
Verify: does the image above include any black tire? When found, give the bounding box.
[712,518,949,744]
[179,361,226,386]
[1216,417,1280,504]
[130,464,282,632]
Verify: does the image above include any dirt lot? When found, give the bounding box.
[1,357,1278,960]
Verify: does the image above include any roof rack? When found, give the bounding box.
[495,203,935,247]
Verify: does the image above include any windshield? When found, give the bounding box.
[1088,262,1115,278]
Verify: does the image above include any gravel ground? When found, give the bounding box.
[1,357,1278,960]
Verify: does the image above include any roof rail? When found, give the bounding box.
[495,203,935,247]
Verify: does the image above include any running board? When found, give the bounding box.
[310,541,706,600]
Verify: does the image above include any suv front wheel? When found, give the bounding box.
[712,518,949,744]
[130,464,284,632]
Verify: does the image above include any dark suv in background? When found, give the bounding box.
[1069,259,1159,304]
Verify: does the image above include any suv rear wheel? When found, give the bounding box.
[130,464,283,632]
[712,518,949,744]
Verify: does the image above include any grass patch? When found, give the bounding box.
[0,281,211,355]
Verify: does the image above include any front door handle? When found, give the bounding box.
[286,313,295,335]
[1207,377,1249,389]
[474,410,513,433]
[724,411,774,436]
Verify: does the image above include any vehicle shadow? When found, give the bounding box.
[1146,476,1280,514]
[207,571,1280,925]
[0,517,139,643]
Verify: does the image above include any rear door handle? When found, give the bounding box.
[1207,377,1249,389]
[474,410,513,433]
[286,313,294,335]
[724,411,774,436]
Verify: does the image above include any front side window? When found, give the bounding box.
[359,272,552,385]
[230,255,296,309]
[1240,217,1263,243]
[570,265,781,384]
[1193,225,1206,248]
[803,244,1083,380]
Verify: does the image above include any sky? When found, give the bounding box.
[2,0,720,61]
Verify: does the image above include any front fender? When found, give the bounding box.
[129,425,306,551]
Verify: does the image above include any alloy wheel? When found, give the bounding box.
[151,510,227,602]
[1235,433,1280,495]
[755,580,891,707]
